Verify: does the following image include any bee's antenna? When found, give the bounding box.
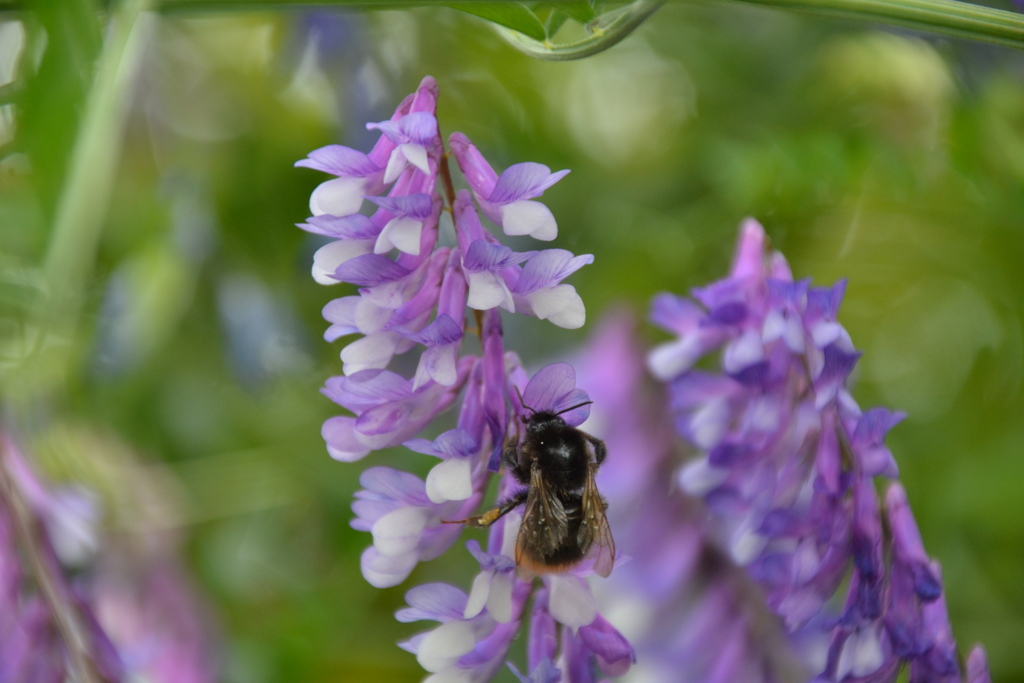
[514,385,537,417]
[555,401,593,417]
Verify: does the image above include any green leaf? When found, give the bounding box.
[543,0,597,23]
[545,8,571,36]
[446,2,547,41]
[497,0,664,60]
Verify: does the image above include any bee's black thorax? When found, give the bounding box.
[511,412,591,492]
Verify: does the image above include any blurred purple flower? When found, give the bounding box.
[297,77,621,682]
[648,219,991,682]
[0,434,217,683]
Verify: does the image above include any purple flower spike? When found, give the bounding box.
[521,363,591,426]
[649,219,987,683]
[297,78,623,683]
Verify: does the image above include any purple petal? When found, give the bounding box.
[396,583,468,623]
[356,400,412,437]
[299,213,380,240]
[886,484,942,602]
[489,162,570,204]
[814,344,862,407]
[463,240,533,273]
[358,466,430,506]
[404,314,463,346]
[322,370,410,413]
[449,132,498,199]
[466,540,515,573]
[806,279,848,324]
[366,192,435,219]
[851,408,906,478]
[405,428,478,459]
[528,589,558,672]
[322,416,370,462]
[730,218,768,279]
[967,646,992,683]
[578,613,635,677]
[522,363,579,415]
[513,250,594,294]
[295,144,380,177]
[508,659,562,683]
[399,112,439,145]
[650,293,705,335]
[706,301,748,326]
[332,254,411,287]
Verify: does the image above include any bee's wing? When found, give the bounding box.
[578,464,615,578]
[516,463,570,565]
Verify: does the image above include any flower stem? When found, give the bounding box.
[713,0,1024,50]
[0,439,106,683]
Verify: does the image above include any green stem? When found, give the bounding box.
[712,0,1024,50]
[41,0,153,336]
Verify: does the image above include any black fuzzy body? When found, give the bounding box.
[504,411,605,570]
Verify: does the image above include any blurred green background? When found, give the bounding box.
[2,2,1024,681]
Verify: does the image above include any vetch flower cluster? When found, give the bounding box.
[573,312,806,683]
[648,219,991,683]
[296,77,632,682]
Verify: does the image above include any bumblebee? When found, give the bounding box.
[450,400,615,579]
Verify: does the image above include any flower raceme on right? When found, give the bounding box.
[647,219,991,683]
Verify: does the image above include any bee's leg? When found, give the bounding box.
[585,434,607,466]
[445,490,528,528]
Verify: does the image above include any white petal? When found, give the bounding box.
[792,537,820,585]
[374,216,423,255]
[424,669,473,683]
[401,143,430,175]
[499,200,557,240]
[689,398,731,450]
[762,309,786,344]
[548,574,597,630]
[730,526,767,566]
[361,546,418,588]
[312,239,373,285]
[417,621,477,673]
[525,285,585,329]
[783,314,805,353]
[486,571,513,623]
[646,336,702,381]
[384,147,407,184]
[371,505,428,557]
[501,512,521,558]
[811,321,843,349]
[341,331,400,375]
[677,457,728,496]
[355,297,393,334]
[425,457,473,504]
[836,626,885,680]
[463,571,492,619]
[310,177,367,217]
[466,270,514,312]
[723,329,764,373]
